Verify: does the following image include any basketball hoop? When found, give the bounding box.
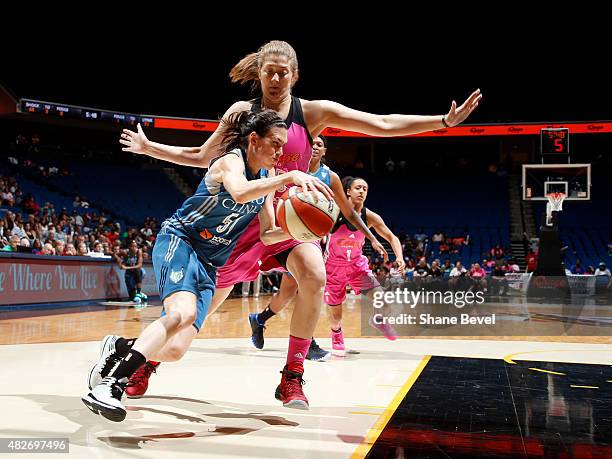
[545,192,565,226]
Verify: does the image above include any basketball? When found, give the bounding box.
[276,187,340,242]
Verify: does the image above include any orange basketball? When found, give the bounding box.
[276,187,340,242]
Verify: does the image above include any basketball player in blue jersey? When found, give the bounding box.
[116,41,480,405]
[246,135,388,359]
[82,110,333,421]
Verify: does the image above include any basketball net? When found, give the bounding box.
[545,192,565,226]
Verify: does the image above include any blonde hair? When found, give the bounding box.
[229,41,299,90]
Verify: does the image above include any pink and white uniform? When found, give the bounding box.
[324,208,379,306]
[216,96,315,288]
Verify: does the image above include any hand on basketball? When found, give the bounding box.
[371,239,388,261]
[119,123,148,154]
[291,171,334,202]
[444,89,482,127]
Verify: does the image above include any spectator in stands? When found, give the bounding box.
[450,261,466,277]
[412,258,431,288]
[23,223,36,242]
[55,224,68,243]
[469,262,487,291]
[375,267,389,287]
[571,260,585,275]
[509,259,520,273]
[31,239,43,253]
[482,258,495,276]
[72,210,84,228]
[73,195,82,208]
[413,257,431,276]
[77,243,89,256]
[439,239,450,256]
[1,187,15,206]
[526,250,538,273]
[19,237,31,250]
[41,202,54,219]
[64,243,77,256]
[89,241,109,258]
[22,194,40,214]
[595,262,611,277]
[105,224,120,246]
[430,260,443,276]
[491,261,509,295]
[413,228,428,242]
[432,230,445,242]
[449,261,467,290]
[442,259,453,275]
[586,266,595,275]
[11,220,27,240]
[40,243,56,256]
[54,240,66,256]
[490,244,504,260]
[2,235,20,252]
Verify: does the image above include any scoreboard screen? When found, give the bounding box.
[20,99,154,128]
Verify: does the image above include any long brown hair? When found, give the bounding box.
[219,109,287,153]
[229,41,299,91]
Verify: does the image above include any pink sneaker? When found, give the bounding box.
[369,317,398,341]
[331,329,346,356]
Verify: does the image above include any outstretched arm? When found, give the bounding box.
[367,209,405,273]
[307,89,481,138]
[119,101,251,168]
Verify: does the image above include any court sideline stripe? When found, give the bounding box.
[350,355,430,459]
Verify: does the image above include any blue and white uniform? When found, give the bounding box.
[153,148,267,331]
[310,164,331,187]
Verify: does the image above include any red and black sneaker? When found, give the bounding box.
[126,361,160,398]
[275,363,309,410]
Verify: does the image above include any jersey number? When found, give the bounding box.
[217,213,243,234]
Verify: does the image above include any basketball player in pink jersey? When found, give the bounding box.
[119,40,481,408]
[325,176,404,355]
[245,135,388,361]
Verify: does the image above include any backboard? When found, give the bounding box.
[522,164,591,201]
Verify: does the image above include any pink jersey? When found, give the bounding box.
[324,208,379,305]
[215,96,315,288]
[325,208,367,266]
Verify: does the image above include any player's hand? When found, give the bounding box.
[290,171,334,202]
[120,123,149,155]
[396,258,406,275]
[371,239,388,261]
[444,89,482,127]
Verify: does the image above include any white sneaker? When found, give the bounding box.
[82,376,127,422]
[87,335,122,390]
